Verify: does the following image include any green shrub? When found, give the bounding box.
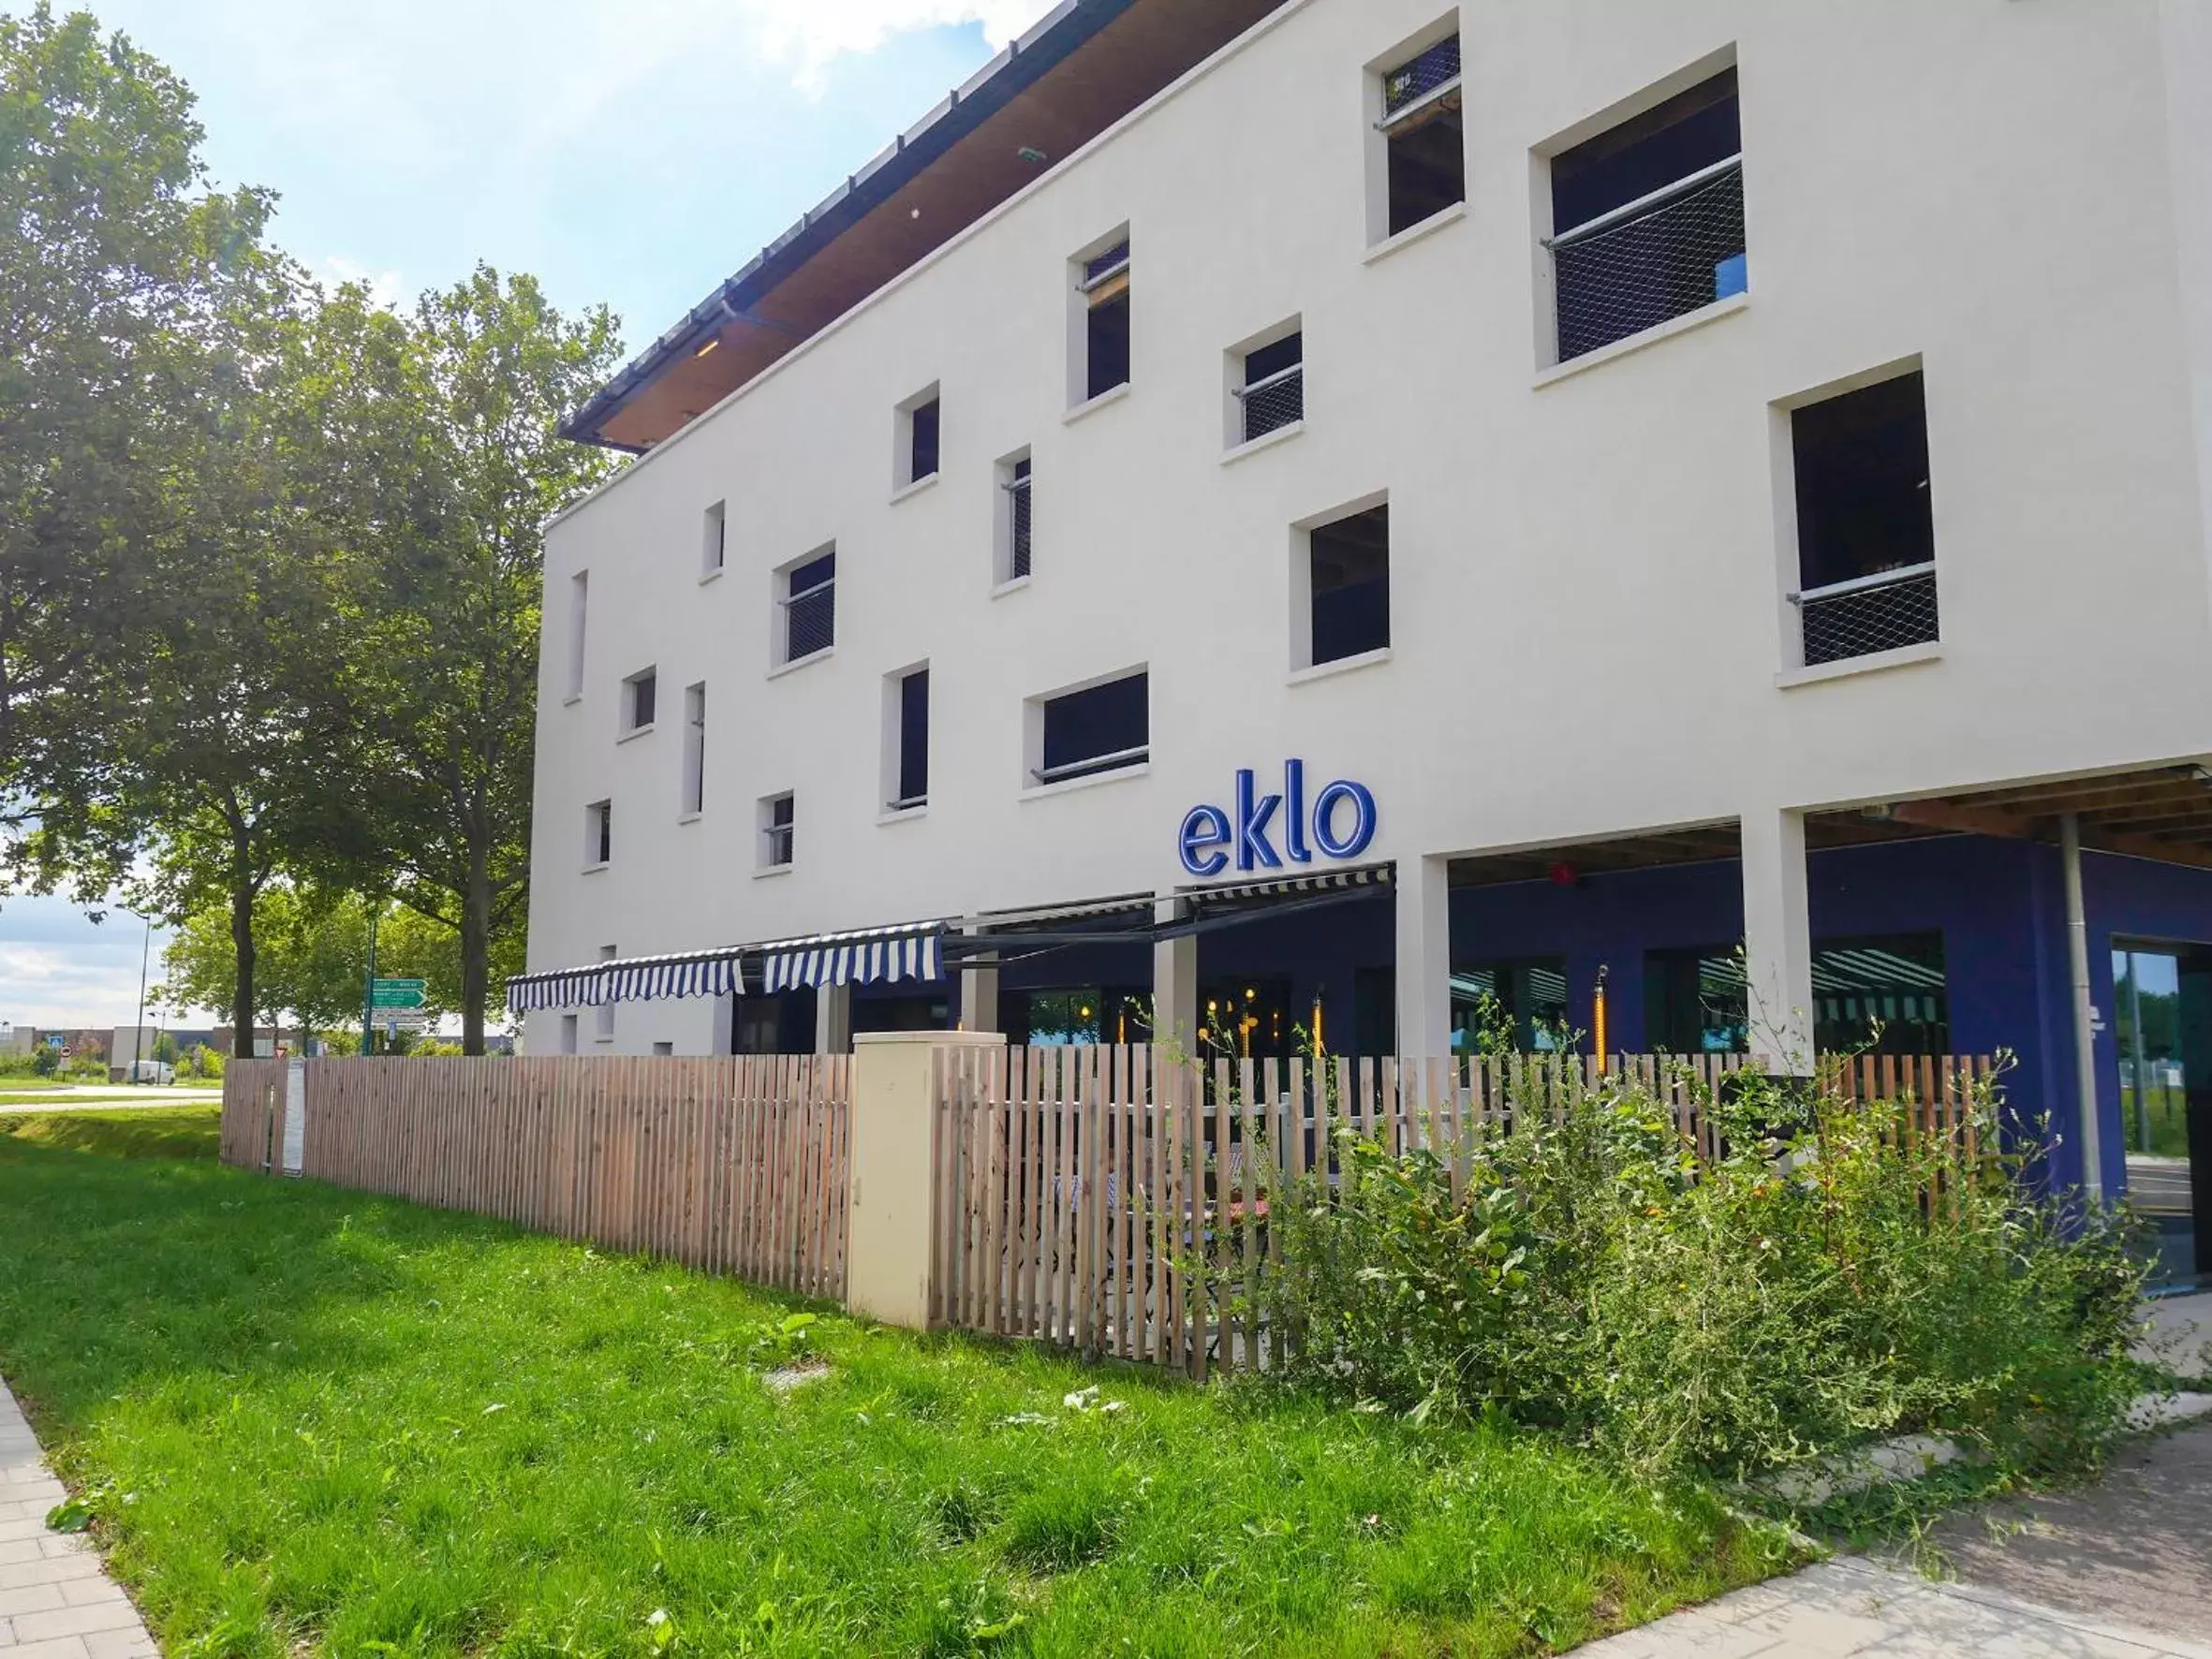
[1270,1061,2146,1484]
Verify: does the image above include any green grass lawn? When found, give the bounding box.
[0,1108,1792,1658]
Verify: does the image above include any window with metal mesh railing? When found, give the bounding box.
[1382,34,1459,119]
[1792,563,1939,667]
[1005,458,1032,580]
[1233,330,1303,447]
[784,579,834,661]
[1237,365,1304,444]
[1551,157,1744,362]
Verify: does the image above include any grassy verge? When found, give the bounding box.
[0,1106,221,1156]
[0,1109,1793,1658]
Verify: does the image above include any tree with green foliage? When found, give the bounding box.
[155,882,512,1045]
[0,3,271,806]
[346,268,622,1054]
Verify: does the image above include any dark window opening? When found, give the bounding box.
[1086,293,1130,401]
[626,669,656,730]
[1791,372,1939,665]
[1039,671,1147,785]
[894,668,929,809]
[733,989,816,1055]
[784,551,835,661]
[1550,68,1744,361]
[1001,987,1150,1048]
[1200,977,1296,1061]
[1451,959,1571,1053]
[853,993,951,1036]
[761,793,794,867]
[1239,330,1305,443]
[1644,947,1747,1055]
[704,502,726,573]
[1007,457,1033,580]
[587,800,612,866]
[1812,933,1949,1055]
[1352,966,1396,1058]
[1309,505,1391,666]
[908,397,940,483]
[1381,35,1466,237]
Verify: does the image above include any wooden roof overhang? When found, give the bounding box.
[567,0,1290,452]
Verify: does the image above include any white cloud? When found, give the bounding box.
[0,899,184,1029]
[317,255,406,310]
[740,0,1054,85]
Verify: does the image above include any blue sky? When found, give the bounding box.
[0,0,1052,1030]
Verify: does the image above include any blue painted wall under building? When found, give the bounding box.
[937,832,2212,1197]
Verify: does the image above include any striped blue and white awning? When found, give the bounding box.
[504,948,747,1015]
[1184,863,1394,906]
[762,923,944,992]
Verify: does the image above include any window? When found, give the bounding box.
[681,683,705,816]
[595,944,617,1042]
[1375,29,1465,239]
[559,1013,579,1054]
[897,387,941,490]
[1073,236,1131,404]
[1231,326,1304,447]
[1545,66,1744,363]
[652,1041,674,1057]
[1788,369,1939,666]
[1032,670,1147,786]
[996,450,1033,584]
[776,547,836,666]
[1644,947,1747,1054]
[622,668,656,733]
[565,571,588,698]
[702,501,726,577]
[759,792,794,869]
[886,666,929,811]
[1813,934,1948,1056]
[1295,500,1391,669]
[1451,960,1571,1053]
[584,799,612,868]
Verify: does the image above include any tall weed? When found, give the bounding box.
[1271,1060,2146,1482]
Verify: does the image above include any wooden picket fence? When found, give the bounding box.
[218,1058,292,1173]
[220,1056,850,1299]
[931,1047,1998,1379]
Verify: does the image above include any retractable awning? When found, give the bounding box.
[505,947,749,1015]
[1184,863,1394,907]
[760,922,944,992]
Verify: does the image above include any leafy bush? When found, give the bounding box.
[0,1050,50,1079]
[1270,1061,2146,1483]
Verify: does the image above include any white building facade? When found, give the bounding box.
[520,0,2212,1281]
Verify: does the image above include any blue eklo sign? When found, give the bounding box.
[1178,759,1378,878]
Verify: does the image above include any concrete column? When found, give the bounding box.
[1740,807,1815,1068]
[1395,854,1453,1058]
[815,983,852,1054]
[1152,896,1199,1054]
[847,1031,1003,1328]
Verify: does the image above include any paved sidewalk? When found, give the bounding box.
[2138,1291,2211,1380]
[1575,1554,2212,1658]
[0,1382,154,1659]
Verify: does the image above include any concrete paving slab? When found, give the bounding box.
[1572,1557,2212,1657]
[2138,1293,2211,1380]
[0,1381,155,1656]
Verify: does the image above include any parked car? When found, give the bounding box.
[112,1060,176,1085]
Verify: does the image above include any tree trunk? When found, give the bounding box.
[230,878,258,1060]
[462,836,491,1056]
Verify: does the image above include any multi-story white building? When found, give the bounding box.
[516,0,2212,1286]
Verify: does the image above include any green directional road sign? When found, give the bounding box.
[370,978,427,1009]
